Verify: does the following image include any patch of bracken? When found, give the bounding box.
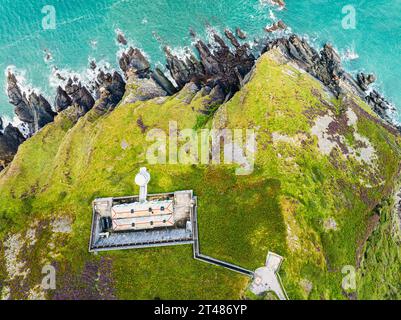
[51,257,116,300]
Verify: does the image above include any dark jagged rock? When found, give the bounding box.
[63,78,95,116]
[0,123,25,170]
[265,35,368,99]
[224,29,240,48]
[116,31,128,45]
[197,83,226,114]
[28,92,56,130]
[265,20,287,33]
[55,61,126,118]
[164,48,204,89]
[209,84,226,104]
[118,47,173,101]
[93,71,126,114]
[7,72,56,135]
[164,29,255,97]
[64,78,80,97]
[357,73,376,91]
[74,86,96,116]
[119,47,150,78]
[7,72,33,124]
[151,68,177,95]
[366,90,396,123]
[54,86,73,112]
[236,28,247,40]
[89,60,97,70]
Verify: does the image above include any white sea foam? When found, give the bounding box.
[205,25,221,48]
[342,45,359,61]
[0,114,29,137]
[48,58,114,96]
[268,9,277,21]
[4,65,42,97]
[166,45,193,61]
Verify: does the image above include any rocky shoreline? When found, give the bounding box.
[0,25,399,171]
[263,35,399,125]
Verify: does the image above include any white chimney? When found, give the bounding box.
[135,167,151,203]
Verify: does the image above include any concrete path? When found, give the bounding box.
[249,252,288,300]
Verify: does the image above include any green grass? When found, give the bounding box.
[357,198,401,299]
[0,50,400,299]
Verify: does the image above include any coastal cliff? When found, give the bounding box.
[0,29,400,300]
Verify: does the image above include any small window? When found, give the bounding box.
[163,219,166,224]
[148,208,152,213]
[130,209,134,214]
[160,206,165,211]
[132,223,135,227]
[150,221,154,226]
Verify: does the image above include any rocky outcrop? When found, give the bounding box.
[353,73,396,125]
[2,27,400,173]
[164,48,203,89]
[366,90,397,123]
[263,36,344,94]
[196,83,226,114]
[151,68,177,95]
[236,28,247,40]
[93,71,126,114]
[56,67,126,117]
[164,29,255,99]
[116,30,128,45]
[0,32,247,169]
[7,72,56,135]
[63,79,95,117]
[271,0,286,8]
[0,121,25,170]
[54,86,72,113]
[123,76,167,105]
[265,20,287,33]
[263,35,399,130]
[118,46,181,102]
[119,47,151,78]
[118,47,172,103]
[2,63,126,169]
[357,73,376,91]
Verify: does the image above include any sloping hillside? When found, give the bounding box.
[0,49,400,300]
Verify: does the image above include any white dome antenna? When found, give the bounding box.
[135,167,150,202]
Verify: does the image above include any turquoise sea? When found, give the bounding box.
[0,0,400,121]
